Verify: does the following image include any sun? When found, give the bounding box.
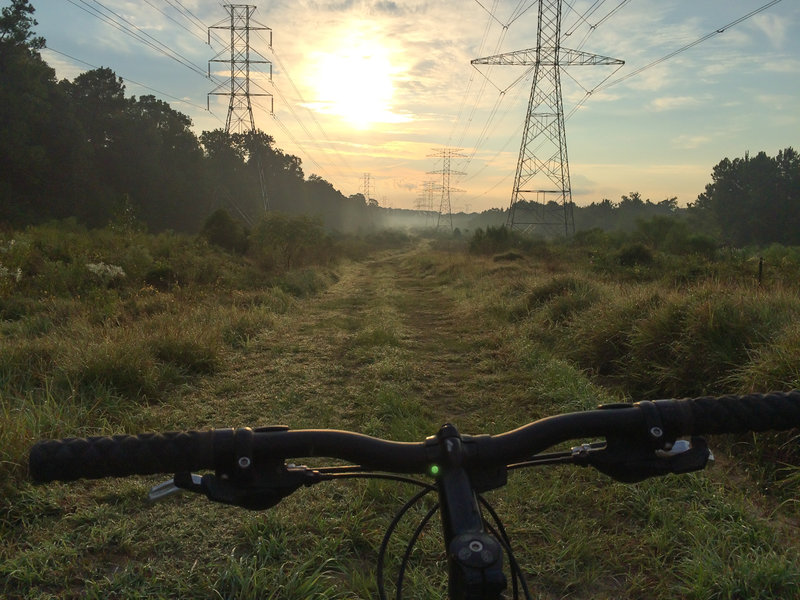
[307,34,407,130]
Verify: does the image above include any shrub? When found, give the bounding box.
[469,226,510,255]
[617,243,653,267]
[201,208,248,254]
[249,213,329,270]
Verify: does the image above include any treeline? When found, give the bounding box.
[0,1,376,233]
[468,149,799,247]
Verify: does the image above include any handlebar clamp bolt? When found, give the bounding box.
[238,456,252,469]
[649,427,664,439]
[469,540,484,553]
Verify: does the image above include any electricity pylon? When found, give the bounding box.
[208,4,273,133]
[208,4,273,212]
[361,173,374,205]
[472,0,623,236]
[428,148,466,231]
[417,180,437,226]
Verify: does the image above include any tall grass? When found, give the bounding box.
[0,222,349,494]
[6,233,800,598]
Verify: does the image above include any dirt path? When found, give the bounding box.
[154,244,524,436]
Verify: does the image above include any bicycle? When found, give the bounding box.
[29,390,800,599]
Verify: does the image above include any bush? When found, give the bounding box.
[249,213,330,270]
[617,243,653,266]
[469,226,511,255]
[201,208,248,254]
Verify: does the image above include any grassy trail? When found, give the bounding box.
[4,243,800,599]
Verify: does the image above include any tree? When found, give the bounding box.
[124,95,207,231]
[0,0,43,49]
[66,67,127,150]
[0,0,86,225]
[693,149,800,246]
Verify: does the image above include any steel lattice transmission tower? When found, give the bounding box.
[416,180,437,226]
[472,0,623,236]
[208,4,273,134]
[428,148,466,231]
[361,172,374,205]
[208,4,274,213]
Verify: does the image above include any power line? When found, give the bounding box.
[268,112,339,182]
[43,45,222,122]
[472,0,505,27]
[448,0,502,146]
[456,0,632,205]
[268,44,356,178]
[141,0,206,44]
[83,0,210,77]
[596,0,784,92]
[460,0,785,210]
[592,0,632,30]
[563,0,605,36]
[64,0,211,81]
[166,0,210,35]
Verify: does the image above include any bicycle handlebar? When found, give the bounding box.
[29,391,800,484]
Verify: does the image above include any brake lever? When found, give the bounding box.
[188,465,323,510]
[148,473,203,501]
[585,436,712,483]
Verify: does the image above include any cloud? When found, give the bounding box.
[392,178,418,191]
[751,14,788,47]
[671,134,711,150]
[755,93,795,111]
[763,58,800,74]
[373,1,402,15]
[649,96,704,111]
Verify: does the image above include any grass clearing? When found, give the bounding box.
[4,236,800,598]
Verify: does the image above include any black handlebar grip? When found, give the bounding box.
[29,430,215,483]
[684,390,800,435]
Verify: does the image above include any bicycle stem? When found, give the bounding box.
[433,423,507,599]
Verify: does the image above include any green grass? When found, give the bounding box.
[4,229,800,598]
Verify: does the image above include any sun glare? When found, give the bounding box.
[307,33,407,130]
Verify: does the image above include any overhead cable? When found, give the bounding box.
[44,46,225,124]
[596,0,784,92]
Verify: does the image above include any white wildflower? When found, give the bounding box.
[86,262,126,282]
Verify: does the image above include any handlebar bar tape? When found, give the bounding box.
[29,430,216,483]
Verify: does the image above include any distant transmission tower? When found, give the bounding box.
[428,148,466,231]
[472,0,623,236]
[417,180,437,226]
[361,173,373,205]
[208,5,273,212]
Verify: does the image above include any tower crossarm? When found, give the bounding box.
[471,47,623,67]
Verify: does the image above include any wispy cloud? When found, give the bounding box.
[752,13,789,47]
[671,134,711,150]
[649,95,705,111]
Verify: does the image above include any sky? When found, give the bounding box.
[33,0,800,213]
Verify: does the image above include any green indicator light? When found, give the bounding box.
[429,464,440,476]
